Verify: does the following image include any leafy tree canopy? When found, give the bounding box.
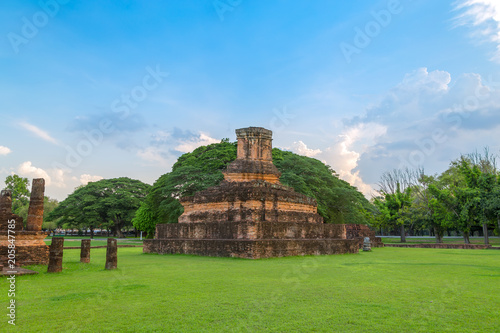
[133,141,374,236]
[48,177,150,238]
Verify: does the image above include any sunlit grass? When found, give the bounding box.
[2,247,499,332]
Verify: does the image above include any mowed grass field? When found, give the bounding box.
[2,247,499,332]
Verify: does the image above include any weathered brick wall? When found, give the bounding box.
[344,224,383,248]
[155,222,346,240]
[179,181,323,223]
[144,238,359,259]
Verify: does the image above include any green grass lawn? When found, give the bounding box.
[2,247,499,332]
[381,236,500,246]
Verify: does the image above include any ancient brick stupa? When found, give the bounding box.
[0,179,49,266]
[144,127,380,259]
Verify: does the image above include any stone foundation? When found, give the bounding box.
[144,238,359,259]
[144,222,381,259]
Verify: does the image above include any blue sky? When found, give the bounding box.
[1,0,500,200]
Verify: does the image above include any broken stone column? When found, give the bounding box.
[0,190,23,231]
[80,239,91,263]
[363,237,372,252]
[47,237,64,273]
[105,238,117,270]
[26,178,45,231]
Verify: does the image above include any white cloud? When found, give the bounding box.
[50,168,68,188]
[174,133,219,153]
[318,123,387,196]
[15,161,70,188]
[454,0,500,62]
[17,161,51,185]
[79,174,103,185]
[0,146,11,156]
[289,141,322,157]
[19,122,60,145]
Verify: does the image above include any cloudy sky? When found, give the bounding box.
[1,0,500,200]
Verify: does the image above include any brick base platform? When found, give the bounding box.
[144,238,359,259]
[144,222,381,259]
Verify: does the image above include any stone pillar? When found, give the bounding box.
[26,178,45,231]
[363,237,372,252]
[80,239,91,263]
[105,238,117,270]
[0,190,23,231]
[47,237,64,273]
[223,127,281,183]
[235,127,274,161]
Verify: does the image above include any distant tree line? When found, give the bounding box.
[373,148,500,244]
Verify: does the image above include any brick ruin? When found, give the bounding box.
[0,179,49,266]
[144,127,382,259]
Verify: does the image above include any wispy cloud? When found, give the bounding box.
[454,0,500,62]
[0,146,11,156]
[19,122,60,145]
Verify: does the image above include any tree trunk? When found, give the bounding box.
[434,227,443,243]
[400,225,406,243]
[90,226,94,239]
[463,231,470,244]
[112,219,125,238]
[482,223,489,245]
[497,216,500,232]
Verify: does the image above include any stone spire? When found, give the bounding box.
[223,127,281,183]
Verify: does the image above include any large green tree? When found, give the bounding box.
[133,141,373,236]
[48,177,150,238]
